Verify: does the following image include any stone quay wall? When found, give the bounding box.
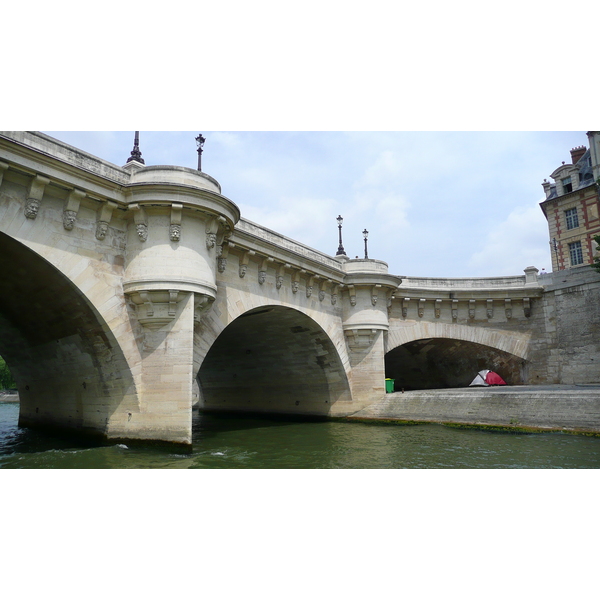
[351,386,600,433]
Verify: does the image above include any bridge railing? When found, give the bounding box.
[399,275,529,289]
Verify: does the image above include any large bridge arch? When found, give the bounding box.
[385,322,531,390]
[0,231,138,438]
[197,304,352,416]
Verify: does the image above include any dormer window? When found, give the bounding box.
[562,176,573,194]
[565,207,579,230]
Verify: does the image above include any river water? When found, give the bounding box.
[2,401,600,468]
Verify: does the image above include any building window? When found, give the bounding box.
[565,207,579,230]
[569,241,584,266]
[562,176,573,194]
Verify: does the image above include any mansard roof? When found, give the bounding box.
[543,148,594,201]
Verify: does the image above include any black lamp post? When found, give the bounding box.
[363,229,369,259]
[127,131,144,164]
[195,133,206,171]
[336,215,346,256]
[552,237,559,270]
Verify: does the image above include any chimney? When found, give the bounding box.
[570,145,586,164]
[542,179,552,198]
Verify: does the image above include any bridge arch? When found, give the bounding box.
[385,322,531,390]
[197,304,352,416]
[0,231,137,437]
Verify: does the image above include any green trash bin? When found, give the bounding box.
[385,378,395,393]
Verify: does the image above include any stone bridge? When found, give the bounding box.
[0,131,595,446]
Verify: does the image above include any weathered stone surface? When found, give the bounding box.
[350,386,600,433]
[1,131,599,446]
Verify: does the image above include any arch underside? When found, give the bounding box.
[385,337,526,391]
[198,306,351,416]
[0,231,133,436]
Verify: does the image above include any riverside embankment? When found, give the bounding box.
[348,385,600,434]
[3,386,600,435]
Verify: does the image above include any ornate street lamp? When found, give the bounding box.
[363,228,369,259]
[196,133,206,171]
[336,215,346,256]
[552,237,559,270]
[127,131,144,164]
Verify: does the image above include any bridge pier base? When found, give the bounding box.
[105,293,196,447]
[346,329,387,408]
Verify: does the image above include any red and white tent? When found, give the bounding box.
[469,369,507,386]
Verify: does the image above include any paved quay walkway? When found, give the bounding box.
[349,385,600,433]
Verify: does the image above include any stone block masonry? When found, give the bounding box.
[350,386,600,433]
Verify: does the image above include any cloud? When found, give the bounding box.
[468,201,552,276]
[242,195,339,253]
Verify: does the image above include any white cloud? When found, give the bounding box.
[242,195,339,253]
[468,201,552,276]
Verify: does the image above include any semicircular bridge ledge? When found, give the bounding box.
[386,322,532,360]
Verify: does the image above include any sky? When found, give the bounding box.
[43,130,588,278]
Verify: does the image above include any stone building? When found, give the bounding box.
[540,131,600,271]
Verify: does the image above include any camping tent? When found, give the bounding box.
[469,369,507,387]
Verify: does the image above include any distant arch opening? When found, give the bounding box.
[385,338,525,391]
[198,305,351,416]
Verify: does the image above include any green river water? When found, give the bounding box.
[1,401,600,468]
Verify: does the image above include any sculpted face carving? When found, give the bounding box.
[96,221,109,240]
[24,198,39,219]
[218,257,227,273]
[331,293,337,305]
[371,295,378,306]
[292,281,299,293]
[319,290,325,302]
[170,224,181,242]
[350,295,356,307]
[136,223,148,242]
[206,232,217,249]
[239,264,247,278]
[276,276,283,289]
[306,286,313,298]
[62,209,77,230]
[258,271,266,285]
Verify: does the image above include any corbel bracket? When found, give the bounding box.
[239,249,255,278]
[170,203,183,242]
[96,200,118,240]
[63,188,86,230]
[372,284,381,306]
[130,203,148,242]
[25,174,50,219]
[348,284,356,306]
[258,256,274,285]
[276,263,289,290]
[218,242,230,273]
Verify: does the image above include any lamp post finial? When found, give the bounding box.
[127,131,144,164]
